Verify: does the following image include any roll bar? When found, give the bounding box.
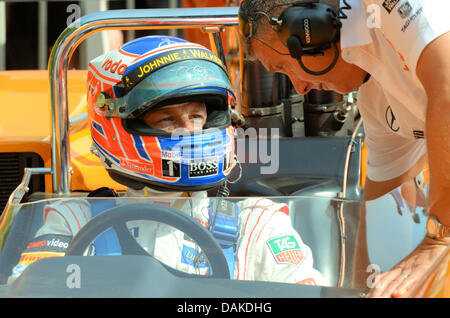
[48,7,239,194]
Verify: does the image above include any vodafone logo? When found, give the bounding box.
[101,58,127,75]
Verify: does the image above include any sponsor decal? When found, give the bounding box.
[303,19,311,44]
[397,1,412,19]
[162,158,181,178]
[401,7,423,32]
[24,234,72,254]
[161,150,181,160]
[120,48,226,94]
[18,251,64,266]
[120,159,154,174]
[382,0,400,14]
[385,106,400,132]
[26,240,46,249]
[189,157,219,177]
[180,245,209,268]
[413,130,424,139]
[101,58,127,75]
[181,48,224,68]
[134,52,183,79]
[267,235,304,266]
[161,150,181,178]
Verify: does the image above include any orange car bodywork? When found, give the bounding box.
[0,70,126,193]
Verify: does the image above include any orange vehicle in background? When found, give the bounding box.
[0,70,126,195]
[182,0,237,50]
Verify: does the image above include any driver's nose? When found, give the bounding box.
[177,117,203,132]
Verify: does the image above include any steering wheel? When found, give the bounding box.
[65,203,230,279]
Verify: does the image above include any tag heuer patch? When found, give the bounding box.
[267,235,303,266]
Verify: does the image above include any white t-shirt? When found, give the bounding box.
[340,0,449,181]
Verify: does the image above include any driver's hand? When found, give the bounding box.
[368,236,449,298]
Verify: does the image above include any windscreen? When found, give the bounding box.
[0,192,439,295]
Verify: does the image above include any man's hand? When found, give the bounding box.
[368,237,448,298]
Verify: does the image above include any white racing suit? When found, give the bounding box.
[9,190,325,285]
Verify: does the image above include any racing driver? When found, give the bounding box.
[8,35,325,286]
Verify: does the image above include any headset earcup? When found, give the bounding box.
[286,36,303,59]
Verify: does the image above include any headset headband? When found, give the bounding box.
[239,1,343,76]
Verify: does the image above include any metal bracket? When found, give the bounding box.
[4,167,52,209]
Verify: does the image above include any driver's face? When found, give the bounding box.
[141,101,207,133]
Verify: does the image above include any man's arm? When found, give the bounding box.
[417,31,450,226]
[369,31,450,298]
[363,155,427,201]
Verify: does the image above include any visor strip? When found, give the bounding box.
[119,48,228,96]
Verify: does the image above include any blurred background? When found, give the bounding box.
[0,0,233,71]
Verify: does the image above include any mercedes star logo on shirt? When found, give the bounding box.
[385,106,400,132]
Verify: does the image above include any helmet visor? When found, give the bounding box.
[110,60,233,118]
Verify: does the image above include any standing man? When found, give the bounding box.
[238,0,449,297]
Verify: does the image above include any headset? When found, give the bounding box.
[239,0,351,76]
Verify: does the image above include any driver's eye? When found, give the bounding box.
[158,118,173,123]
[190,116,204,123]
